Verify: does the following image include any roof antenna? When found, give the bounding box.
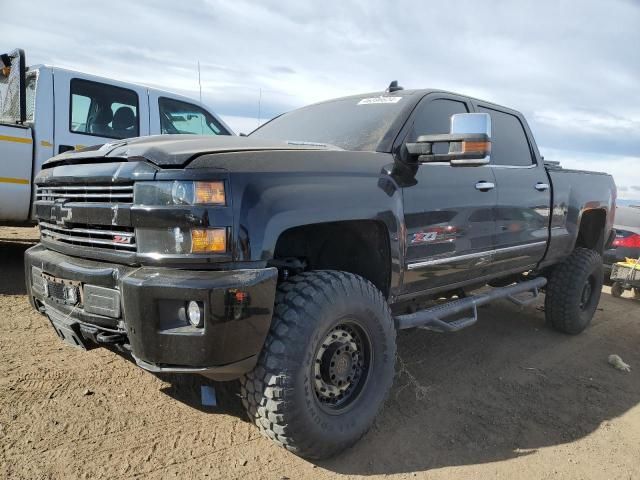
[386,80,404,93]
[197,60,203,103]
[197,60,204,133]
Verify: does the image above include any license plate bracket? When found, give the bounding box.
[42,273,83,306]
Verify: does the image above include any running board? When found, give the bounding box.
[394,277,547,332]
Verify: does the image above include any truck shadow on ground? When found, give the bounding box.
[158,295,640,475]
[320,297,640,475]
[0,240,35,295]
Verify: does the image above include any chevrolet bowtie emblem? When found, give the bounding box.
[51,203,73,227]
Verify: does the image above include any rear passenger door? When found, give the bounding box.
[475,104,551,274]
[53,71,149,154]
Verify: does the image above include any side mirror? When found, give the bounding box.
[0,48,27,124]
[406,113,491,167]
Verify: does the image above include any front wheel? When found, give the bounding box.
[545,248,603,334]
[240,271,396,459]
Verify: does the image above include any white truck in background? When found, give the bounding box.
[0,48,233,224]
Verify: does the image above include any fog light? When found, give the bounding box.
[187,301,204,328]
[190,228,227,253]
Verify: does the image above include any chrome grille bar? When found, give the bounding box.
[36,193,133,199]
[39,222,136,250]
[36,184,134,203]
[39,222,135,239]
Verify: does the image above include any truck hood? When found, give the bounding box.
[44,135,343,168]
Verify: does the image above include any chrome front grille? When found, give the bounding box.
[36,184,134,203]
[39,221,136,251]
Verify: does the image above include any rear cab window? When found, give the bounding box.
[158,97,229,136]
[70,79,139,139]
[477,106,533,167]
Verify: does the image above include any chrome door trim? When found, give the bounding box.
[406,241,547,270]
[488,164,538,170]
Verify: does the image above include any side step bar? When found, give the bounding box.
[395,277,547,332]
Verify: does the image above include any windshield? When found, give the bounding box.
[250,95,409,151]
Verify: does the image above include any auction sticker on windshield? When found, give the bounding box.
[357,96,403,105]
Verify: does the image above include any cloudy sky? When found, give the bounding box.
[5,0,640,201]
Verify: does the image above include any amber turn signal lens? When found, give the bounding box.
[194,181,225,205]
[190,228,226,253]
[461,141,491,155]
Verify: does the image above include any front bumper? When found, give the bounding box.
[25,244,278,380]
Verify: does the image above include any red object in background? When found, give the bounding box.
[235,291,249,303]
[613,233,640,248]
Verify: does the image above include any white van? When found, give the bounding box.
[0,49,233,224]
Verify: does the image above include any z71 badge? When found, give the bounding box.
[410,231,438,244]
[410,226,458,245]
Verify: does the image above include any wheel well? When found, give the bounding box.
[273,220,392,297]
[575,209,607,253]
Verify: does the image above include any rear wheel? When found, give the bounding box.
[545,248,603,334]
[240,271,396,459]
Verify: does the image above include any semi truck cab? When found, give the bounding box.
[0,48,233,224]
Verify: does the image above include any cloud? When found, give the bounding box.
[3,0,640,195]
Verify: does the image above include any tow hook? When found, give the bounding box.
[96,331,127,344]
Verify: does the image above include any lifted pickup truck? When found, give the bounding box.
[25,85,616,459]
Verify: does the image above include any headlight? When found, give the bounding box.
[134,181,225,206]
[136,227,227,255]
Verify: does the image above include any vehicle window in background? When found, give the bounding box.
[69,79,139,139]
[0,58,22,123]
[478,106,533,166]
[70,94,91,132]
[408,99,469,154]
[25,74,36,122]
[614,206,640,229]
[250,95,409,151]
[158,97,229,136]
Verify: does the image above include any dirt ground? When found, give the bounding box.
[1,226,639,480]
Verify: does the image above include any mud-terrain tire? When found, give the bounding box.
[240,271,396,459]
[545,248,603,334]
[611,282,624,298]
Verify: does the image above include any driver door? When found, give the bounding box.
[399,94,498,295]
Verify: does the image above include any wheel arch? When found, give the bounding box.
[273,220,393,298]
[575,208,607,253]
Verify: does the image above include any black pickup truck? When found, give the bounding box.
[25,86,616,459]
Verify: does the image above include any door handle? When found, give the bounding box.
[475,181,495,192]
[535,182,550,191]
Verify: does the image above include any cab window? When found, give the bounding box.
[478,106,533,166]
[70,79,139,139]
[159,97,229,136]
[407,98,469,154]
